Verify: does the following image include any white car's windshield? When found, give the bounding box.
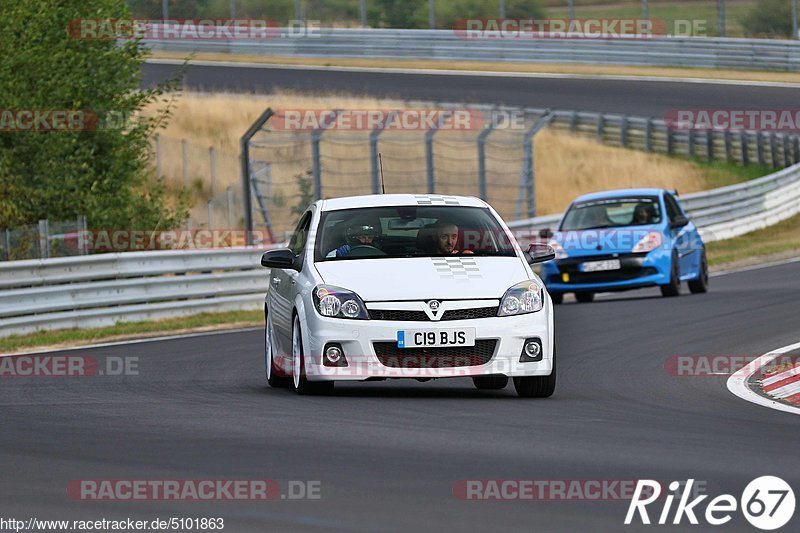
[560,196,662,231]
[314,206,517,261]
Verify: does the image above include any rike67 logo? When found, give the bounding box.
[625,477,795,530]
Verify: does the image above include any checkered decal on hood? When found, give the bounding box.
[414,195,461,206]
[432,257,482,281]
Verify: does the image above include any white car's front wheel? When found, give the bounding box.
[513,344,556,398]
[265,310,290,388]
[291,315,334,395]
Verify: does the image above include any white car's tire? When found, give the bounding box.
[265,310,290,388]
[513,344,556,398]
[291,315,334,395]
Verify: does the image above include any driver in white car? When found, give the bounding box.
[327,221,382,258]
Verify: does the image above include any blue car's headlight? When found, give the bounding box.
[313,285,369,320]
[498,281,544,316]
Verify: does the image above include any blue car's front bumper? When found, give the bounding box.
[541,249,672,294]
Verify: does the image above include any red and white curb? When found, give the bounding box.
[727,341,800,415]
[761,363,800,405]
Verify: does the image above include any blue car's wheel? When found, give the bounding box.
[688,249,709,294]
[660,251,681,297]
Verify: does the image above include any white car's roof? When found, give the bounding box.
[320,194,488,212]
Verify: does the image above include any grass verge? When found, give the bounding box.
[0,309,262,355]
[707,212,800,267]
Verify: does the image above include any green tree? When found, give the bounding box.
[0,0,188,230]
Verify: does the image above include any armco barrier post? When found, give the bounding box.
[770,133,779,168]
[181,139,188,187]
[688,128,696,158]
[311,131,322,199]
[706,131,714,162]
[570,111,579,133]
[757,132,765,166]
[645,119,653,152]
[595,114,604,142]
[783,135,790,167]
[620,115,629,147]
[724,130,733,162]
[666,126,674,155]
[794,136,800,164]
[740,131,749,165]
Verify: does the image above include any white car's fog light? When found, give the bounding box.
[323,343,348,367]
[325,345,342,363]
[520,339,543,362]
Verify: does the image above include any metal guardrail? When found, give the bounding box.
[0,248,272,338]
[144,28,800,72]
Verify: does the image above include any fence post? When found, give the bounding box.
[4,229,11,261]
[240,108,275,244]
[226,186,234,228]
[645,118,653,152]
[209,146,217,197]
[688,128,695,158]
[181,139,188,187]
[517,111,554,219]
[38,219,50,259]
[595,114,604,142]
[311,130,323,200]
[155,134,162,178]
[424,129,436,194]
[207,200,214,229]
[77,215,88,255]
[724,130,733,162]
[570,111,579,133]
[740,131,749,165]
[620,115,629,147]
[706,130,714,162]
[476,122,496,201]
[756,132,765,166]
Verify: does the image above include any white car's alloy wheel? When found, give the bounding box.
[292,316,302,390]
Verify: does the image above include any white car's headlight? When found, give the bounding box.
[498,281,544,316]
[632,231,663,253]
[313,285,369,320]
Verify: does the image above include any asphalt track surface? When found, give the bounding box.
[2,261,799,531]
[142,62,800,116]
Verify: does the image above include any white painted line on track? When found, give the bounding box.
[0,327,262,357]
[145,58,800,89]
[727,340,800,416]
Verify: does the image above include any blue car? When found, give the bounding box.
[540,188,709,303]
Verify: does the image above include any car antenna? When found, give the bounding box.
[378,152,386,194]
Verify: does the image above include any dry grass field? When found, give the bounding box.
[145,91,756,235]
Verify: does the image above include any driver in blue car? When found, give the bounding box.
[329,222,381,257]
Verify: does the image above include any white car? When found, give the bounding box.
[261,194,557,397]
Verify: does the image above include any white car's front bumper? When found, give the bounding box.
[299,300,554,381]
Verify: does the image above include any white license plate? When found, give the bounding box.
[397,328,476,348]
[582,259,621,272]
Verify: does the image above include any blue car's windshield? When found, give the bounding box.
[560,197,662,231]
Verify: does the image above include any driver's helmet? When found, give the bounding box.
[346,221,380,246]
